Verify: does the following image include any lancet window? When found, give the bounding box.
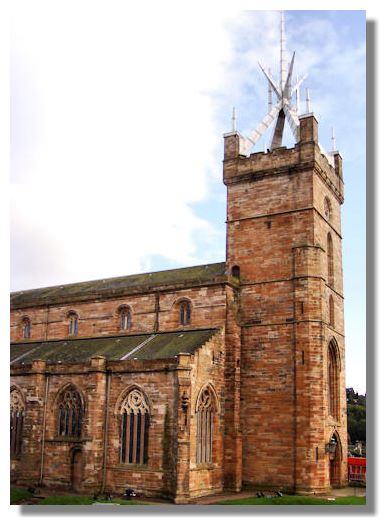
[22,317,31,339]
[179,300,191,326]
[328,339,340,420]
[57,386,83,438]
[120,388,150,465]
[68,312,78,336]
[119,306,132,331]
[327,233,334,288]
[10,388,25,458]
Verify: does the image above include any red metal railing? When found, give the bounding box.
[348,456,366,483]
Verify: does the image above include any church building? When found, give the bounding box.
[10,13,348,502]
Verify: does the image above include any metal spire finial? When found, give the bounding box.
[232,107,237,132]
[238,10,308,156]
[331,127,336,151]
[280,11,288,92]
[306,88,311,113]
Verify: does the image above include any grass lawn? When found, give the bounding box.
[10,487,34,504]
[37,495,153,505]
[10,487,154,505]
[214,495,366,505]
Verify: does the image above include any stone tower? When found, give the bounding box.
[223,112,348,493]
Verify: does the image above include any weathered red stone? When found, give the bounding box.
[10,115,347,502]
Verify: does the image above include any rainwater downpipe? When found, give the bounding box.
[101,369,111,494]
[39,373,50,486]
[44,305,49,341]
[292,249,297,492]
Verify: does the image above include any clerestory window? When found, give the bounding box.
[22,317,31,339]
[68,312,78,336]
[179,300,191,326]
[119,306,132,331]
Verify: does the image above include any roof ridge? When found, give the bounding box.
[11,262,226,296]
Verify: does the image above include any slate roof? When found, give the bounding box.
[10,262,227,309]
[10,329,219,365]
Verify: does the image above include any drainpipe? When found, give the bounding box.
[101,369,111,494]
[154,292,160,332]
[44,305,49,341]
[39,372,50,486]
[292,249,297,493]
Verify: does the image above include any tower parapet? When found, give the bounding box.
[224,114,344,204]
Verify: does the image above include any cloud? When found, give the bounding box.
[211,10,365,154]
[11,5,365,292]
[11,2,237,290]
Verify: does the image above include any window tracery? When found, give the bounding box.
[120,388,150,465]
[196,386,217,464]
[10,388,25,458]
[57,386,83,438]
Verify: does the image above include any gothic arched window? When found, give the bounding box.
[179,300,191,326]
[10,388,25,458]
[22,317,31,339]
[327,233,334,288]
[120,388,150,465]
[329,295,335,328]
[57,386,83,438]
[328,339,340,420]
[119,306,132,331]
[196,386,217,464]
[68,312,78,336]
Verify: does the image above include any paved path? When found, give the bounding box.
[192,491,259,505]
[321,486,366,498]
[191,486,366,505]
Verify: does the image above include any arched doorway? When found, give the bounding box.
[71,448,83,492]
[328,432,342,488]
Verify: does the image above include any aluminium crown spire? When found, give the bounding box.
[238,10,308,156]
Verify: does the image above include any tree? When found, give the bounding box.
[346,388,366,444]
